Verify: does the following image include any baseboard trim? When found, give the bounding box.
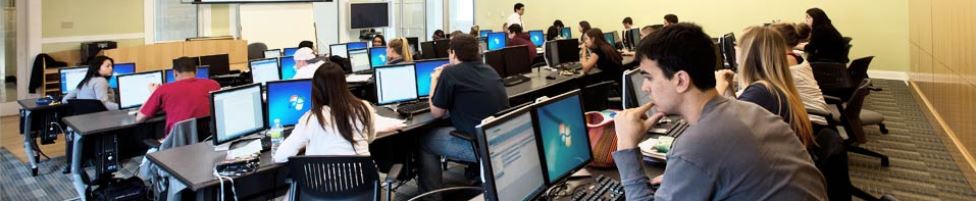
[1,101,19,116]
[41,33,145,44]
[908,81,976,189]
[868,70,909,82]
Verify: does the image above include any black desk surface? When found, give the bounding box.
[62,110,165,135]
[18,98,68,110]
[146,141,280,191]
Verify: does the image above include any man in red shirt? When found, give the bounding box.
[136,57,221,136]
[506,24,538,62]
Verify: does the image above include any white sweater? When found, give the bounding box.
[273,102,377,163]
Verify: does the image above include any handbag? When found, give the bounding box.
[585,110,619,168]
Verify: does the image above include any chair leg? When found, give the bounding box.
[878,123,889,134]
[849,146,890,167]
[852,186,880,201]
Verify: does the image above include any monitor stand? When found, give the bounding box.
[569,168,594,180]
[212,134,265,152]
[502,75,531,86]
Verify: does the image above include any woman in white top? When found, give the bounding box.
[274,61,401,163]
[771,23,831,126]
[62,55,119,110]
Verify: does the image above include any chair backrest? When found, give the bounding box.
[809,127,853,201]
[248,43,269,60]
[842,79,873,143]
[581,81,615,112]
[810,62,855,99]
[847,56,874,83]
[160,117,209,150]
[64,99,108,117]
[287,156,380,201]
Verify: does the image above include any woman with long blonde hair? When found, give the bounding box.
[716,26,814,146]
[386,37,414,64]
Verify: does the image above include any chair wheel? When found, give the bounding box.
[881,156,890,167]
[879,124,889,134]
[32,168,38,176]
[881,194,899,201]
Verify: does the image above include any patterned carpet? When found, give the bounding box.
[1,79,973,201]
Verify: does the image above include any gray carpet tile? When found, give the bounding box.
[0,147,144,201]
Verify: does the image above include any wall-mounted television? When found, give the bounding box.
[193,0,330,3]
[349,2,389,29]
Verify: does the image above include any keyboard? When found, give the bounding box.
[396,101,430,115]
[666,120,689,137]
[571,175,626,201]
[502,75,530,86]
[353,69,374,75]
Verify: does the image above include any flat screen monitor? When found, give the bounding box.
[487,32,507,51]
[433,39,450,58]
[117,71,164,110]
[373,64,418,105]
[283,47,299,57]
[347,42,368,50]
[528,30,545,47]
[628,28,642,48]
[414,59,449,97]
[59,66,88,94]
[420,41,436,59]
[210,83,266,145]
[720,33,738,71]
[279,56,297,80]
[561,27,572,39]
[165,67,210,83]
[348,48,371,72]
[368,47,388,67]
[603,31,617,45]
[265,79,312,127]
[504,46,532,76]
[475,106,547,201]
[622,68,652,109]
[531,90,591,184]
[265,49,281,58]
[479,30,492,38]
[484,49,507,78]
[544,39,581,67]
[330,44,348,58]
[249,58,282,84]
[108,63,136,89]
[200,54,230,76]
[406,37,419,53]
[350,2,390,29]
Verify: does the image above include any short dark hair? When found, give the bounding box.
[622,17,633,25]
[514,3,524,12]
[553,20,564,28]
[507,24,523,34]
[449,34,481,62]
[636,23,716,90]
[298,41,314,49]
[664,14,678,23]
[172,57,198,73]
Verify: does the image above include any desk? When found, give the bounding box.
[62,110,165,201]
[17,98,68,176]
[468,163,665,201]
[146,141,287,200]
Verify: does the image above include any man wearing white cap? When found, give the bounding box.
[291,47,326,79]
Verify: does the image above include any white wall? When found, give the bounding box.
[239,3,316,50]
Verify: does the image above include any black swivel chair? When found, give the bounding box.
[845,56,888,134]
[827,79,890,167]
[847,56,875,85]
[62,99,109,174]
[248,43,269,60]
[286,156,402,201]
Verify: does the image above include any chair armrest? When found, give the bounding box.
[143,139,161,149]
[807,108,831,118]
[823,95,843,105]
[450,131,475,142]
[384,163,403,184]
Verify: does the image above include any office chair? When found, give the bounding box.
[62,99,109,174]
[811,62,856,100]
[827,79,890,167]
[248,43,269,60]
[286,156,402,201]
[845,56,888,134]
[140,117,208,201]
[847,56,875,84]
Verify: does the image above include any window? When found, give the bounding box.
[448,0,473,34]
[154,0,198,42]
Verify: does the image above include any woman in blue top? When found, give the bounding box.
[62,55,119,110]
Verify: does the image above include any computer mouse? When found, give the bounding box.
[545,74,557,80]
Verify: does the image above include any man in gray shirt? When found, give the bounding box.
[612,23,827,201]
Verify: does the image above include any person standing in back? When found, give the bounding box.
[62,55,119,110]
[292,47,326,79]
[136,57,221,136]
[506,24,538,61]
[507,3,525,26]
[622,17,635,49]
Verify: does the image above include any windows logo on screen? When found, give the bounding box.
[375,54,387,64]
[560,123,572,147]
[492,38,502,47]
[289,95,305,111]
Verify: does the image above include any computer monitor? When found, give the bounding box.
[561,27,572,39]
[348,48,371,72]
[433,39,450,58]
[165,67,210,83]
[347,42,368,50]
[405,37,420,54]
[108,63,136,89]
[117,71,164,110]
[544,39,581,67]
[210,83,266,146]
[484,49,507,78]
[414,59,449,97]
[373,64,418,105]
[719,33,738,71]
[330,44,349,58]
[528,30,545,47]
[59,66,88,94]
[531,90,591,184]
[479,30,492,38]
[265,79,312,127]
[487,32,507,51]
[200,54,230,76]
[249,58,281,84]
[504,45,532,76]
[474,106,547,201]
[368,47,388,67]
[622,68,651,109]
[279,56,297,80]
[603,31,618,45]
[628,28,642,49]
[420,41,436,59]
[283,47,299,57]
[265,49,281,58]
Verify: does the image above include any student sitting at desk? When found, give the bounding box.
[612,23,827,201]
[291,47,326,79]
[62,55,119,110]
[432,29,446,41]
[386,37,414,65]
[137,57,221,135]
[714,26,815,147]
[771,23,831,127]
[371,34,386,47]
[419,34,510,201]
[580,28,624,83]
[273,62,402,163]
[506,24,537,61]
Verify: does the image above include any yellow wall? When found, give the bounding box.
[211,4,231,36]
[476,0,910,72]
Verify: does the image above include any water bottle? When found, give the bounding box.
[269,119,284,153]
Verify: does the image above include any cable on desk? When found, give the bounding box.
[406,186,483,201]
[213,168,239,201]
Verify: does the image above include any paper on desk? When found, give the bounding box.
[346,74,372,83]
[374,115,407,133]
[226,140,262,160]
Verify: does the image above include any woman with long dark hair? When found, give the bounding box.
[371,34,386,47]
[273,62,402,162]
[62,55,119,110]
[802,8,848,63]
[580,28,624,83]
